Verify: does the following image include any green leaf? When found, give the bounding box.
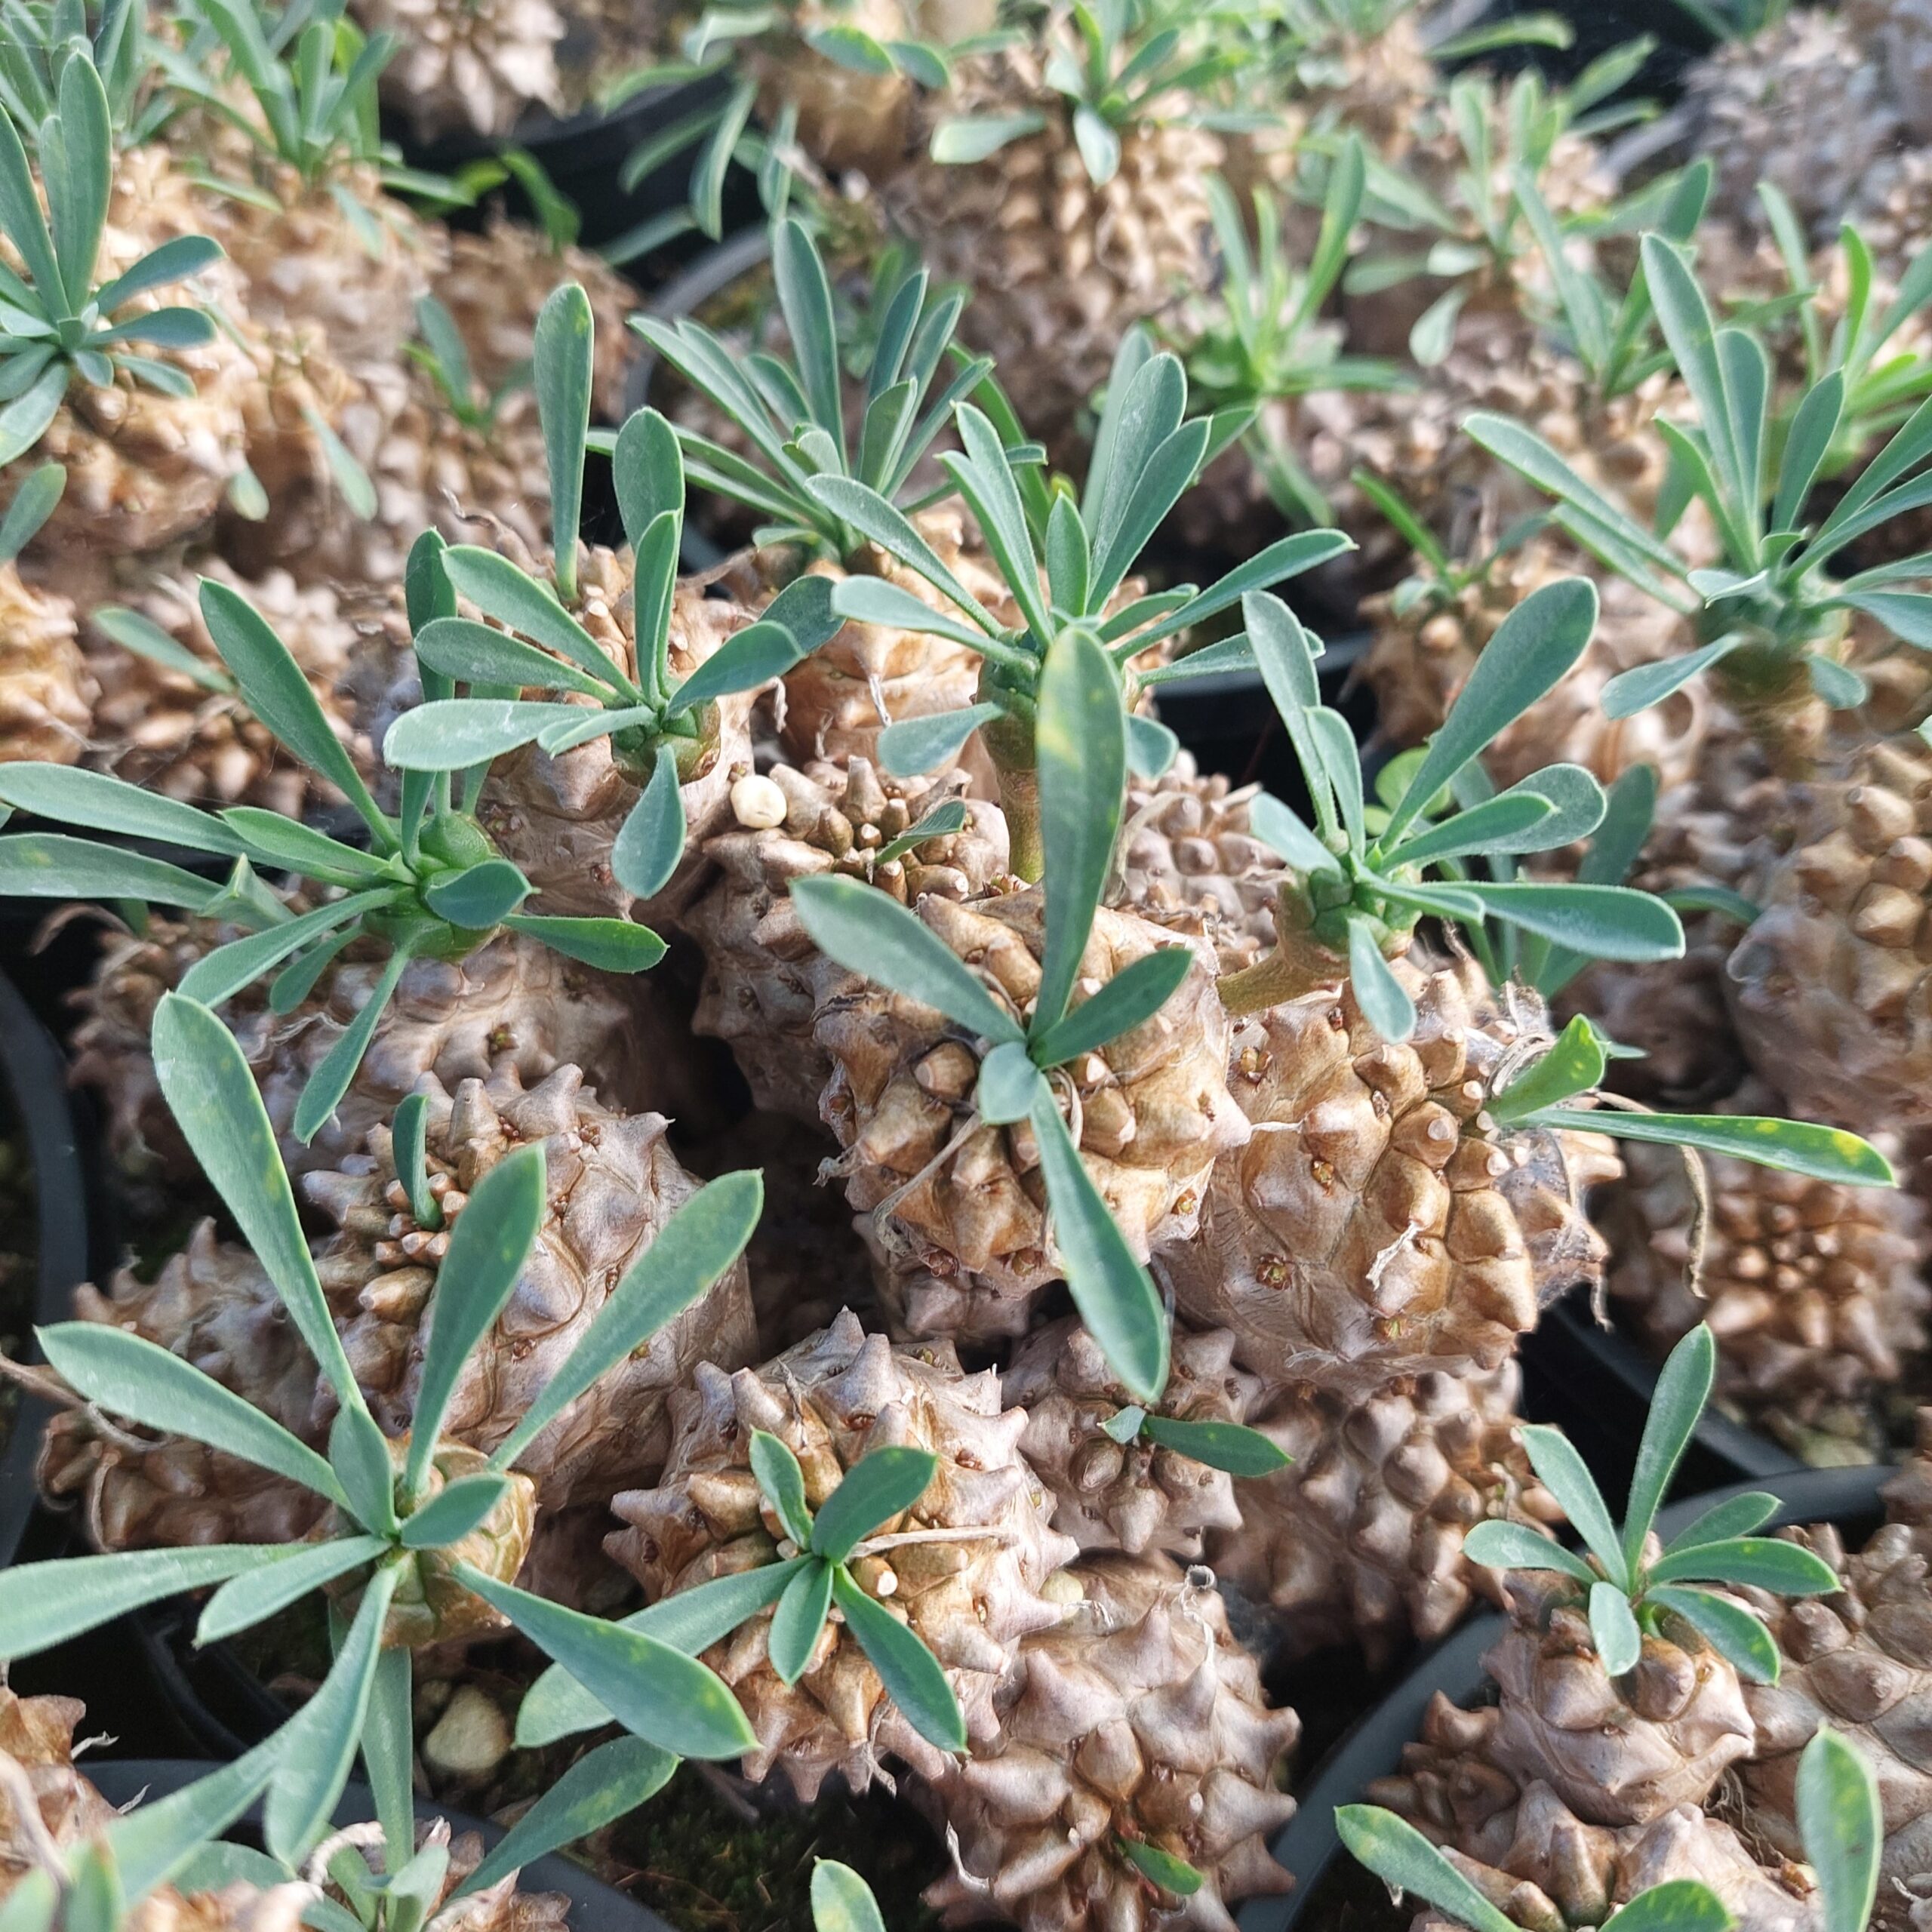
[768,1558,835,1684]
[773,218,844,458]
[292,943,414,1145]
[1589,1579,1642,1677]
[329,1399,398,1539]
[1030,1090,1168,1402]
[1029,947,1193,1070]
[805,478,1000,632]
[1666,1491,1778,1551]
[1528,1109,1894,1186]
[1487,1016,1608,1126]
[977,1038,1048,1124]
[421,856,533,930]
[1335,1807,1519,1932]
[877,703,1004,777]
[613,406,682,555]
[219,810,389,884]
[517,1560,809,1745]
[828,577,993,655]
[0,362,66,469]
[199,580,388,842]
[875,800,970,867]
[1601,1880,1735,1932]
[455,1564,756,1759]
[439,549,634,695]
[1521,1423,1625,1585]
[456,1737,676,1900]
[1773,371,1845,534]
[398,1473,512,1549]
[405,1142,544,1496]
[152,993,363,1407]
[1647,1537,1840,1593]
[1461,1519,1595,1583]
[811,1447,938,1562]
[929,112,1045,163]
[534,283,592,602]
[1137,1414,1290,1477]
[264,1564,398,1867]
[1115,1840,1202,1899]
[383,699,575,772]
[1798,1728,1881,1932]
[1807,653,1869,709]
[502,912,666,972]
[1035,629,1128,1034]
[1383,577,1598,846]
[751,1429,814,1546]
[0,1544,288,1657]
[195,1536,386,1645]
[1348,918,1416,1042]
[1647,1585,1780,1684]
[0,460,60,564]
[104,1730,288,1903]
[0,761,243,854]
[611,743,686,903]
[392,1091,439,1230]
[177,891,396,1009]
[1250,793,1340,875]
[1606,637,1749,721]
[1623,1325,1715,1573]
[691,77,755,242]
[1460,881,1684,961]
[1377,790,1555,869]
[414,617,617,699]
[91,605,234,694]
[830,1564,964,1751]
[38,1322,346,1506]
[669,617,809,715]
[811,1862,887,1932]
[491,1169,761,1469]
[793,874,1026,1045]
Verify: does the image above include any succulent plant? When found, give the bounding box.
[0,992,766,1870]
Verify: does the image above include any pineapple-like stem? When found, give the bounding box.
[1217,919,1349,1016]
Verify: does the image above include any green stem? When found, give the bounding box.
[999,763,1043,883]
[1217,921,1349,1016]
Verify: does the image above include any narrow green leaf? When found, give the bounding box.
[877,703,1003,777]
[1487,1015,1608,1125]
[751,1429,814,1547]
[329,1399,398,1538]
[611,743,685,903]
[793,874,1025,1044]
[1528,1109,1894,1186]
[1461,881,1684,961]
[1647,1584,1780,1684]
[0,762,243,854]
[457,1564,756,1759]
[383,700,574,773]
[1666,1492,1778,1551]
[1521,1423,1626,1585]
[105,1729,288,1903]
[1461,1519,1595,1583]
[439,548,633,694]
[177,891,395,1008]
[1623,1325,1715,1573]
[1589,1579,1642,1677]
[1601,1880,1735,1932]
[398,1473,512,1549]
[263,1564,398,1867]
[811,1863,887,1932]
[811,1447,938,1562]
[457,1737,675,1900]
[831,1564,964,1751]
[1335,1807,1519,1932]
[491,1170,761,1469]
[1030,1091,1168,1403]
[1798,1728,1881,1932]
[1137,1414,1291,1477]
[1348,918,1416,1042]
[0,460,62,565]
[502,912,666,972]
[38,1322,346,1506]
[152,993,363,1407]
[405,1143,545,1495]
[1029,947,1193,1069]
[195,1536,386,1645]
[1647,1537,1840,1593]
[0,1545,288,1657]
[976,1038,1047,1125]
[768,1558,835,1684]
[534,284,592,602]
[292,943,414,1144]
[414,617,617,699]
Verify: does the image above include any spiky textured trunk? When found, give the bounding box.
[1157,958,1619,1382]
[0,564,91,765]
[1004,1318,1264,1559]
[605,1312,1079,1800]
[353,0,565,138]
[815,890,1247,1343]
[306,1062,756,1509]
[688,755,1011,1121]
[918,1550,1299,1932]
[1206,1362,1560,1666]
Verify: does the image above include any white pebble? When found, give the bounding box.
[731,774,788,829]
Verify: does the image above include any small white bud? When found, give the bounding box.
[731,773,788,829]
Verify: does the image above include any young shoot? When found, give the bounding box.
[802,327,1353,875]
[1181,141,1410,525]
[0,534,666,1145]
[1466,232,1932,771]
[1220,578,1686,1032]
[1461,1324,1839,1684]
[383,281,839,908]
[0,0,174,149]
[792,628,1180,1401]
[630,216,1004,569]
[0,995,767,1871]
[0,48,224,466]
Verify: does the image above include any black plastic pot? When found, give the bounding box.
[1519,1283,1802,1497]
[83,1764,676,1932]
[0,967,94,1570]
[396,75,749,268]
[1254,1463,1889,1930]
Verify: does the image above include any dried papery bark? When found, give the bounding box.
[919,1550,1300,1932]
[605,1310,1078,1801]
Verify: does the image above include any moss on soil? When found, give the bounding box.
[605,1768,942,1932]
